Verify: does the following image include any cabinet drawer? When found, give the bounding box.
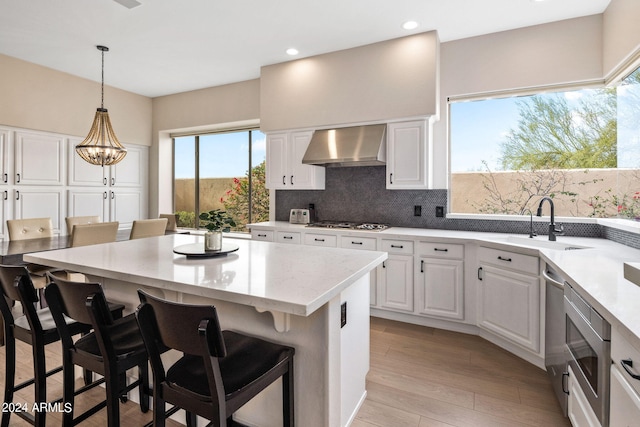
[276,231,301,244]
[478,246,538,275]
[304,233,337,247]
[340,236,376,251]
[612,328,640,397]
[251,230,274,241]
[381,239,413,254]
[417,241,463,259]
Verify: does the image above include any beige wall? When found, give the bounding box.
[433,15,605,189]
[0,54,152,145]
[260,32,439,132]
[150,79,261,218]
[603,0,640,80]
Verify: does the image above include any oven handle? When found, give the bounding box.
[621,359,640,381]
[542,268,564,290]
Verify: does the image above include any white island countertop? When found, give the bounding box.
[24,233,387,317]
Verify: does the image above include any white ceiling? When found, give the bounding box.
[0,0,611,98]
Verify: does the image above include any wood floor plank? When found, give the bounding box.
[358,318,569,427]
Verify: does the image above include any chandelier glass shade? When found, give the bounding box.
[76,46,127,167]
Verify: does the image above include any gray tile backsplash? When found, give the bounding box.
[275,166,640,248]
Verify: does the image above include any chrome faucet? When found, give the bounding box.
[536,197,564,241]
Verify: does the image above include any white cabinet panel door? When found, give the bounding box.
[111,145,145,187]
[67,138,108,186]
[477,264,540,352]
[109,190,142,229]
[14,131,65,186]
[387,120,428,189]
[417,257,464,320]
[67,189,109,230]
[266,133,288,189]
[14,188,64,233]
[379,254,414,312]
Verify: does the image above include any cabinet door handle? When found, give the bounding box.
[15,190,19,200]
[16,173,20,183]
[562,372,570,394]
[497,256,512,262]
[3,190,7,200]
[111,191,115,200]
[111,177,115,185]
[283,236,293,240]
[314,238,325,242]
[282,175,286,185]
[3,173,6,183]
[420,260,424,273]
[434,248,448,252]
[389,173,393,184]
[103,177,107,185]
[391,244,403,249]
[477,267,483,280]
[290,175,294,185]
[257,234,267,237]
[382,261,386,269]
[351,241,363,245]
[622,359,640,381]
[104,191,108,199]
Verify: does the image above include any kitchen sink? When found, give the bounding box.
[503,236,590,251]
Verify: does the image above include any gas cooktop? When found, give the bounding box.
[306,221,390,231]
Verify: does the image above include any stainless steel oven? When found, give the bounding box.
[564,282,611,426]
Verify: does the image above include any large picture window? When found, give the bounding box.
[173,129,267,232]
[450,66,640,220]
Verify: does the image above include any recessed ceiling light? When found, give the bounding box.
[286,48,299,56]
[402,21,419,30]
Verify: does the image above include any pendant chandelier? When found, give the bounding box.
[76,45,127,167]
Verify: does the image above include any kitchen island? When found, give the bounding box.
[25,234,387,427]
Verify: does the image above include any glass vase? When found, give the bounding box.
[204,231,223,251]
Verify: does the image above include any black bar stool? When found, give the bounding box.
[45,274,150,427]
[136,290,295,427]
[0,265,116,427]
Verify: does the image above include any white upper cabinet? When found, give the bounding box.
[68,140,146,188]
[68,137,108,186]
[386,120,430,189]
[14,131,65,186]
[265,131,325,190]
[111,145,146,187]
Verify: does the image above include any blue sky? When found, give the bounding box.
[174,131,266,179]
[450,97,521,172]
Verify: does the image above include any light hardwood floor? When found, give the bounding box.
[1,316,570,426]
[354,317,571,427]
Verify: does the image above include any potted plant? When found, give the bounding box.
[199,209,236,251]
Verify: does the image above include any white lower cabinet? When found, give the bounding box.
[378,239,414,313]
[568,365,601,427]
[610,328,640,427]
[303,232,337,247]
[415,241,464,320]
[477,246,540,352]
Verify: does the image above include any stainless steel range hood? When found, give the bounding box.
[302,124,386,167]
